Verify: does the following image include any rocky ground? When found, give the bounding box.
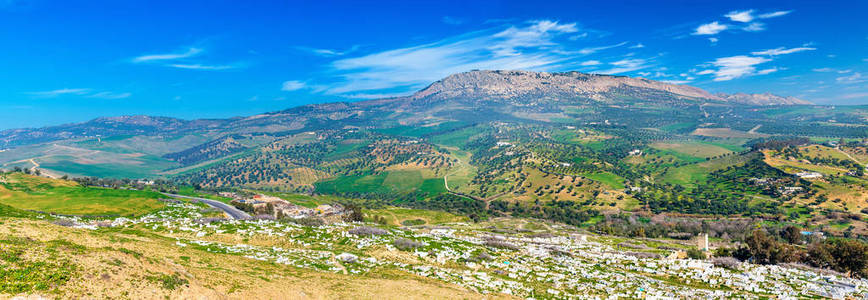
[3,200,867,299]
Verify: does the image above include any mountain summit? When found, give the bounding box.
[716,92,813,105]
[413,70,721,103]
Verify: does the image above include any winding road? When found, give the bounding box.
[162,193,251,220]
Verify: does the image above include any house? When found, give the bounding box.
[628,149,642,156]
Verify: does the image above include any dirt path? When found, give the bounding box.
[748,125,762,134]
[331,255,348,275]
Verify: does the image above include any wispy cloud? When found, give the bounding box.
[595,58,651,74]
[296,45,360,57]
[836,72,865,84]
[751,46,816,56]
[693,21,728,35]
[132,48,202,62]
[167,63,238,70]
[318,20,621,97]
[281,80,306,91]
[580,60,601,66]
[442,16,464,25]
[758,10,792,19]
[693,9,791,38]
[132,46,242,70]
[725,10,755,23]
[26,88,91,98]
[578,42,627,55]
[26,88,130,99]
[702,45,814,81]
[707,55,771,81]
[742,22,766,32]
[87,91,131,99]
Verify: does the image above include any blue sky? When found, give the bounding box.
[1,0,866,129]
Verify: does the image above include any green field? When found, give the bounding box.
[660,152,757,186]
[315,169,445,195]
[366,206,469,226]
[650,141,739,159]
[0,173,165,216]
[582,172,626,189]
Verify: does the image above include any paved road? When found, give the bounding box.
[163,193,251,220]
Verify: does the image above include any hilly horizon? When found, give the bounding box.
[4,2,868,299]
[0,70,815,146]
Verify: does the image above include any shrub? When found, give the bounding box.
[401,219,426,226]
[393,238,424,251]
[687,248,706,260]
[289,217,324,227]
[51,219,77,227]
[711,257,740,269]
[348,226,388,236]
[147,273,189,290]
[624,252,661,259]
[484,239,519,250]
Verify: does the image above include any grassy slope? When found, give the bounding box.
[0,173,165,216]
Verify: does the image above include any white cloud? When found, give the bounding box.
[578,42,627,55]
[26,88,91,97]
[281,80,306,91]
[580,60,601,66]
[709,37,719,43]
[756,68,778,75]
[87,91,131,99]
[297,45,360,57]
[813,68,835,72]
[696,69,715,75]
[837,72,865,84]
[725,10,755,23]
[26,88,130,99]
[322,20,612,95]
[595,58,650,74]
[629,43,645,49]
[707,55,771,81]
[751,46,816,56]
[743,22,766,32]
[132,46,242,70]
[693,21,728,35]
[133,48,202,62]
[758,10,792,19]
[167,64,237,70]
[661,80,691,85]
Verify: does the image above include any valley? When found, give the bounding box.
[3,70,868,298]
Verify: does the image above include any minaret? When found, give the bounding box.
[703,233,709,251]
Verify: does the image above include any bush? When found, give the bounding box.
[484,239,519,250]
[401,219,426,226]
[624,252,661,259]
[711,257,740,269]
[687,248,706,260]
[51,219,77,227]
[348,226,388,236]
[393,238,424,251]
[288,217,324,227]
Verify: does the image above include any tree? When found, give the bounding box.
[810,239,868,278]
[343,203,364,222]
[781,225,802,244]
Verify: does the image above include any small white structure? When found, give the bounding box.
[628,149,642,156]
[795,172,823,179]
[336,252,358,263]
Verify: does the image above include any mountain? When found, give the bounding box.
[0,70,849,152]
[716,92,812,105]
[413,70,721,103]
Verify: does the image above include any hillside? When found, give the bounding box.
[717,92,813,105]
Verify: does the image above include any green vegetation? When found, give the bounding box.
[0,173,165,216]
